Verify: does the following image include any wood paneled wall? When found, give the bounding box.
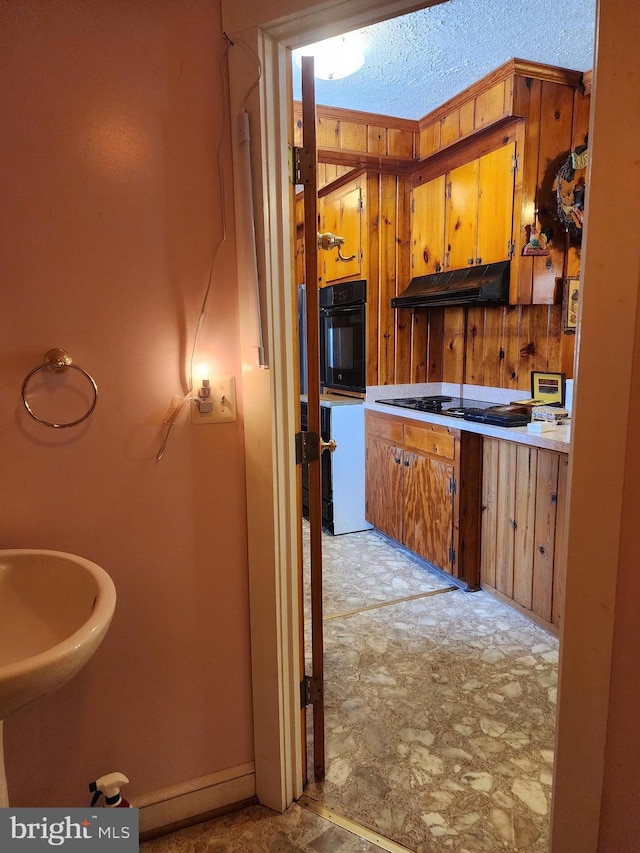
[366,172,412,388]
[393,303,567,390]
[295,72,590,390]
[293,102,417,159]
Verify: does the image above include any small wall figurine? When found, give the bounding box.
[523,223,552,256]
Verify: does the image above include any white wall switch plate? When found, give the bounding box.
[191,375,236,424]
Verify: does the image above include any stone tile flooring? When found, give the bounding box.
[142,523,558,852]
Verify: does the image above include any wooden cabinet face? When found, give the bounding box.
[320,184,362,284]
[403,453,454,571]
[365,434,403,542]
[365,413,479,582]
[411,176,446,276]
[481,437,567,632]
[476,142,516,265]
[445,159,479,270]
[411,144,516,279]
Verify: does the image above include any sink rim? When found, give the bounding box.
[0,548,117,681]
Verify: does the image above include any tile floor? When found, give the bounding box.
[142,523,558,852]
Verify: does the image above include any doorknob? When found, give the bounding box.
[317,232,356,263]
[320,438,337,453]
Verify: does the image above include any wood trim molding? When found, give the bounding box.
[137,763,256,838]
[582,69,593,95]
[317,166,366,197]
[318,148,416,175]
[411,118,522,189]
[418,58,582,130]
[294,100,418,133]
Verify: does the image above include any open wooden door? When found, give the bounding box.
[296,55,326,783]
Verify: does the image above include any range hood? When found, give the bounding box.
[391,261,510,309]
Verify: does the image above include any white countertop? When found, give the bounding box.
[301,394,365,408]
[365,383,571,453]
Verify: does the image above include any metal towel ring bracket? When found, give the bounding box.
[21,349,98,429]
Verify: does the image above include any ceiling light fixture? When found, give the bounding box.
[294,31,365,81]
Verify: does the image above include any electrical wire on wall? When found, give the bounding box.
[156,32,262,461]
[156,36,229,460]
[234,37,267,368]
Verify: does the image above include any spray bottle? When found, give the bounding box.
[89,772,131,808]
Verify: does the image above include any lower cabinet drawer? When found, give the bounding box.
[404,423,455,459]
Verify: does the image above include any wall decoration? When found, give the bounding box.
[531,371,566,405]
[562,276,580,333]
[555,140,588,241]
[523,223,552,256]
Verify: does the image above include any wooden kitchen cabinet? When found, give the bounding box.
[480,437,568,633]
[365,416,404,542]
[445,158,480,270]
[365,411,482,587]
[475,143,517,266]
[411,142,516,276]
[414,60,582,304]
[319,180,363,285]
[411,174,445,275]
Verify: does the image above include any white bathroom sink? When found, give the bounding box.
[0,549,116,719]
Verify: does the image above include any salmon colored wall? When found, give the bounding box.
[598,282,640,846]
[0,1,253,806]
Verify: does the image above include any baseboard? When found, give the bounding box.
[135,762,256,838]
[481,582,559,637]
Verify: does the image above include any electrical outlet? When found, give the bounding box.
[191,375,236,424]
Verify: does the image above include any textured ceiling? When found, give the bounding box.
[292,0,596,120]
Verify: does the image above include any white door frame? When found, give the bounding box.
[226,3,640,849]
[226,2,450,812]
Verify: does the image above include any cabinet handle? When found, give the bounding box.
[476,257,482,264]
[467,258,474,265]
[404,459,410,468]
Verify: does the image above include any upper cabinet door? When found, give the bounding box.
[476,142,516,266]
[445,159,479,270]
[411,175,446,276]
[320,183,363,284]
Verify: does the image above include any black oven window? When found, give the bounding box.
[327,325,354,370]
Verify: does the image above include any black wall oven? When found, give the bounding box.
[319,280,366,395]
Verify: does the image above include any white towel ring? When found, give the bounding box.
[21,349,98,429]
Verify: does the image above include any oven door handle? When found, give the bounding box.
[320,305,363,317]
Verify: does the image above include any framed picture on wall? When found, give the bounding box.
[563,276,580,333]
[531,371,566,405]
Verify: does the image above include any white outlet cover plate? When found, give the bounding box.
[191,375,236,424]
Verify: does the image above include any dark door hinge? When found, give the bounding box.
[290,145,314,186]
[295,431,320,465]
[508,240,516,258]
[449,545,456,565]
[301,674,323,708]
[357,197,364,211]
[512,153,520,172]
[449,477,457,495]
